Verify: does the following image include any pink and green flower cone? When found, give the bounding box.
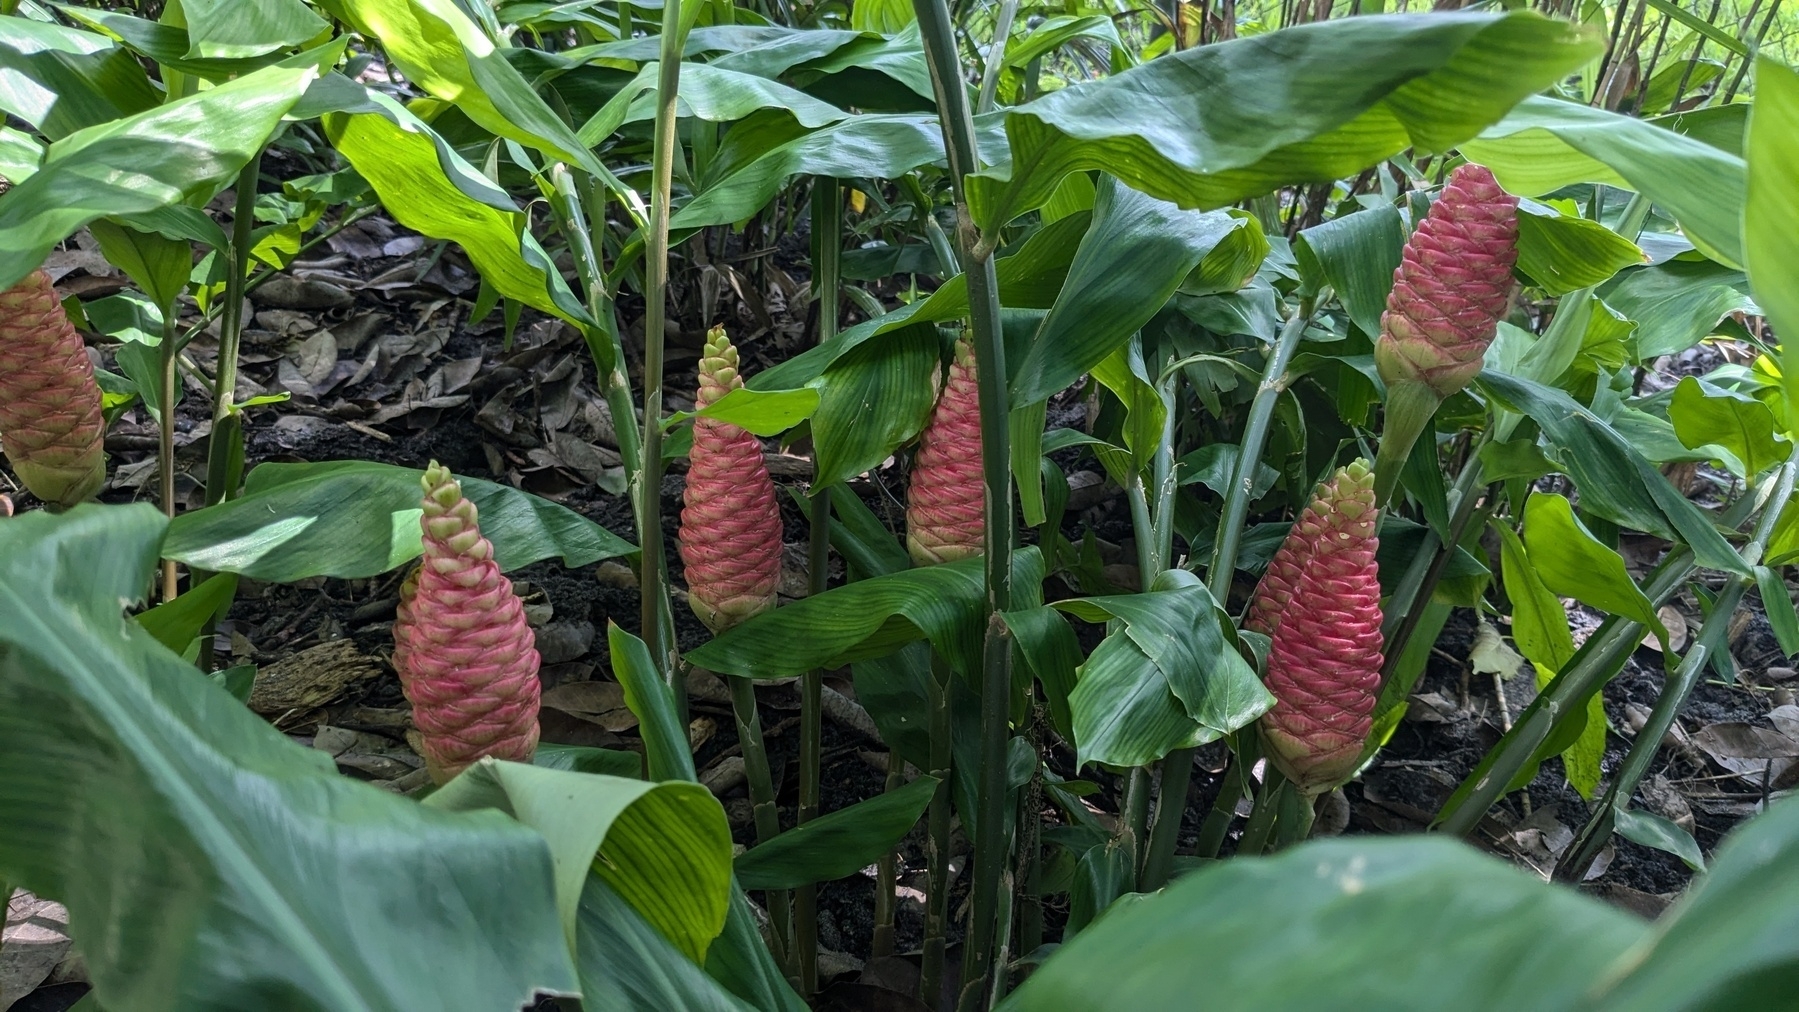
[0,270,107,507]
[1372,163,1518,504]
[393,462,541,783]
[678,326,784,632]
[907,335,984,566]
[1255,461,1385,795]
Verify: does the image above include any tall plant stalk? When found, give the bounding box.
[158,304,180,601]
[204,153,263,508]
[1142,297,1319,889]
[637,0,693,679]
[921,651,955,1006]
[910,0,1016,1004]
[795,175,843,994]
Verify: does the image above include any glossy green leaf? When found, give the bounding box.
[1005,604,1082,745]
[691,549,1046,680]
[850,0,914,33]
[1522,493,1664,640]
[1770,500,1799,567]
[734,775,939,890]
[684,385,819,437]
[161,460,633,581]
[1495,522,1575,671]
[132,573,237,655]
[703,887,811,1012]
[0,124,40,181]
[1293,204,1405,337]
[534,742,644,779]
[811,322,938,486]
[88,218,191,312]
[322,83,588,325]
[1515,204,1646,297]
[0,16,158,139]
[428,761,732,962]
[1012,177,1242,404]
[969,11,1602,231]
[178,0,328,59]
[1464,95,1747,268]
[50,5,323,79]
[572,877,758,1012]
[1746,57,1799,433]
[577,61,847,147]
[0,504,579,1011]
[1614,805,1706,872]
[1178,444,1280,500]
[1669,376,1789,477]
[1601,259,1758,359]
[609,624,695,782]
[0,63,312,290]
[1755,566,1799,659]
[1002,836,1645,1011]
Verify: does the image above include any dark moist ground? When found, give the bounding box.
[9,226,1793,1008]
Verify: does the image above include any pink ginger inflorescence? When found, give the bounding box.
[0,270,106,507]
[1256,461,1385,794]
[1373,163,1519,401]
[393,462,541,783]
[906,335,984,566]
[678,326,784,632]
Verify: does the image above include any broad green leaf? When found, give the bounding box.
[1745,57,1799,433]
[968,11,1602,232]
[88,218,191,312]
[0,16,158,139]
[1464,95,1747,268]
[1515,204,1646,297]
[1592,796,1799,1009]
[1293,204,1405,337]
[534,743,644,779]
[704,887,811,1012]
[1755,566,1799,659]
[0,505,578,1011]
[572,878,758,1012]
[850,0,914,33]
[811,323,938,486]
[692,549,1046,680]
[1089,339,1165,473]
[1001,836,1646,1011]
[609,624,694,782]
[1602,259,1758,359]
[1770,500,1799,567]
[1613,805,1705,872]
[1178,444,1280,500]
[428,761,731,962]
[51,4,328,80]
[1012,177,1242,405]
[1480,437,1558,484]
[161,460,633,581]
[1669,376,1789,477]
[0,124,41,181]
[1059,572,1272,767]
[0,63,312,290]
[1542,659,1606,800]
[1005,604,1082,745]
[1495,522,1575,671]
[827,486,912,580]
[177,0,328,59]
[576,61,847,147]
[684,385,820,437]
[734,775,940,890]
[322,84,588,325]
[132,573,237,655]
[1522,493,1664,640]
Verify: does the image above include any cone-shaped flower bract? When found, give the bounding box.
[906,335,983,566]
[678,326,783,632]
[0,270,106,507]
[393,462,541,783]
[1373,163,1519,401]
[1257,461,1384,795]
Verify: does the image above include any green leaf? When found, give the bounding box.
[88,218,191,312]
[1555,660,1607,801]
[576,61,847,147]
[1755,566,1799,659]
[609,624,695,782]
[1011,177,1243,405]
[51,4,331,80]
[1514,203,1646,297]
[132,573,237,655]
[1060,572,1273,768]
[850,0,914,33]
[1293,204,1405,337]
[322,83,588,325]
[0,124,41,182]
[684,385,820,437]
[1613,805,1705,872]
[1004,605,1082,745]
[1522,493,1664,641]
[811,322,938,486]
[534,742,644,779]
[427,761,732,962]
[1602,259,1758,359]
[0,504,579,1010]
[734,775,939,890]
[161,460,633,581]
[1669,376,1789,478]
[572,877,759,1012]
[177,0,328,59]
[1464,95,1747,268]
[1480,437,1558,484]
[1178,444,1280,500]
[0,63,313,290]
[692,549,1046,680]
[968,11,1602,232]
[0,17,158,139]
[1746,57,1799,433]
[1001,836,1646,1011]
[1495,522,1575,671]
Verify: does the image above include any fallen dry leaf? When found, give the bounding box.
[248,639,382,715]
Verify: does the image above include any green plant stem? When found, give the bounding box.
[1553,452,1799,881]
[1371,380,1444,508]
[921,651,955,1008]
[205,152,263,508]
[1379,444,1488,643]
[1193,728,1261,860]
[549,165,643,481]
[1016,710,1044,957]
[727,674,790,964]
[1237,767,1287,856]
[912,0,1015,1002]
[872,763,903,958]
[976,0,1019,114]
[637,0,690,683]
[158,304,180,602]
[1142,297,1319,890]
